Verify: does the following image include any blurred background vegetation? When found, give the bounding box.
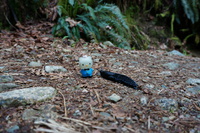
[0,0,199,52]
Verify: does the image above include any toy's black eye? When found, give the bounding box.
[89,63,91,65]
[82,64,84,66]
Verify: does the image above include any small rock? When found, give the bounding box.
[162,116,176,122]
[131,61,139,64]
[161,85,168,89]
[113,62,122,66]
[45,66,67,73]
[22,109,40,120]
[186,78,200,85]
[162,117,169,122]
[103,41,115,47]
[163,62,180,70]
[0,66,5,70]
[62,48,72,53]
[6,125,19,133]
[140,96,148,105]
[69,39,75,45]
[0,83,19,92]
[155,98,178,111]
[128,66,135,68]
[73,110,82,116]
[22,104,58,121]
[82,89,88,93]
[144,84,154,89]
[186,85,200,95]
[159,71,172,76]
[108,93,122,102]
[109,58,116,62]
[94,59,100,62]
[167,50,185,56]
[147,53,157,58]
[0,87,57,107]
[0,75,14,83]
[28,61,42,67]
[99,43,107,49]
[100,112,112,118]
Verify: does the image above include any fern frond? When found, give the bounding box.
[181,0,195,23]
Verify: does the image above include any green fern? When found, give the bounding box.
[53,2,132,48]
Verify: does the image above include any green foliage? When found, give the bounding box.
[173,0,200,24]
[53,2,132,49]
[172,0,200,45]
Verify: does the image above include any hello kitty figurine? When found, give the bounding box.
[79,55,94,77]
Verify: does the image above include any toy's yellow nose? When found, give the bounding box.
[86,65,88,67]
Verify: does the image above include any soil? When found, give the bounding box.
[0,21,200,133]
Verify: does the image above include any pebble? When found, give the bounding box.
[108,93,122,102]
[45,66,67,73]
[159,71,172,76]
[163,62,180,70]
[186,78,200,85]
[0,66,5,70]
[100,112,112,118]
[140,96,148,105]
[103,41,115,47]
[167,50,185,56]
[186,85,200,95]
[91,53,102,57]
[6,125,19,133]
[22,104,58,121]
[113,62,122,66]
[28,61,42,67]
[155,98,178,111]
[73,110,82,116]
[131,61,139,64]
[109,58,116,62]
[99,43,107,49]
[62,48,72,53]
[0,75,14,83]
[144,84,154,89]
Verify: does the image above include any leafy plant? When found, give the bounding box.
[174,0,199,24]
[173,0,200,45]
[53,1,132,49]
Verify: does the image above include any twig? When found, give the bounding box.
[34,119,79,133]
[89,104,95,116]
[58,90,67,117]
[148,116,151,130]
[94,90,101,103]
[157,88,164,95]
[193,102,200,111]
[60,117,92,126]
[4,13,17,30]
[147,97,156,106]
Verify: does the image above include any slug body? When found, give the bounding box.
[100,70,138,89]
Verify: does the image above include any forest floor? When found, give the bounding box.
[0,21,200,133]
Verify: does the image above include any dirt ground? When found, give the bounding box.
[0,21,200,133]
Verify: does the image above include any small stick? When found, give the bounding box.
[148,116,151,130]
[58,90,67,117]
[89,104,95,116]
[94,90,101,103]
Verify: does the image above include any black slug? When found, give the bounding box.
[99,70,139,89]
